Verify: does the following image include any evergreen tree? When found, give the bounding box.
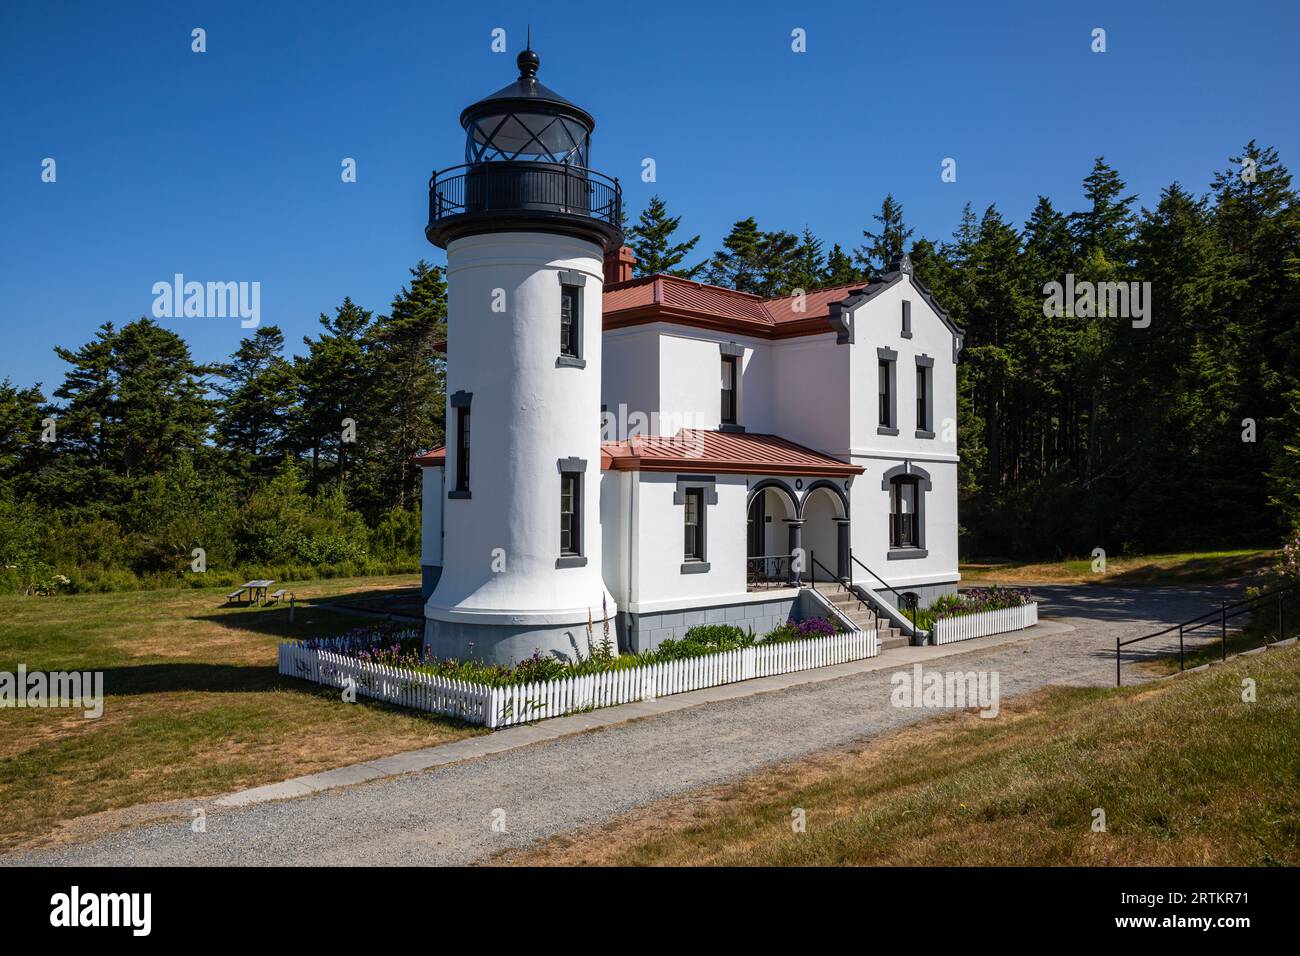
[706,217,765,292]
[215,326,298,481]
[627,195,704,278]
[787,227,827,292]
[294,298,376,490]
[854,193,914,273]
[823,243,863,286]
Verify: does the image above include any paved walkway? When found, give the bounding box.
[4,584,1241,866]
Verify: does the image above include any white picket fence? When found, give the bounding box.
[279,628,878,729]
[932,602,1039,645]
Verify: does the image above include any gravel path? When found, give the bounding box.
[5,584,1238,866]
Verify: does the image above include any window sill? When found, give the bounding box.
[887,548,928,560]
[877,426,899,436]
[448,490,471,499]
[900,329,913,339]
[718,423,745,433]
[680,561,711,574]
[915,429,935,439]
[556,355,586,369]
[556,555,587,568]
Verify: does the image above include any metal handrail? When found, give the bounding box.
[1115,580,1298,685]
[428,161,621,228]
[849,551,903,611]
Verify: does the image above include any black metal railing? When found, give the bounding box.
[428,161,621,230]
[849,551,903,612]
[747,554,794,589]
[1115,581,1299,686]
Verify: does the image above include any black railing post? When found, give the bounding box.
[809,550,816,594]
[1221,600,1227,662]
[1115,637,1121,687]
[1179,624,1184,671]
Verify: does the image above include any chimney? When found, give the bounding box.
[604,245,636,285]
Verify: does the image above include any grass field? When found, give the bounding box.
[961,549,1277,586]
[499,645,1300,866]
[0,575,482,851]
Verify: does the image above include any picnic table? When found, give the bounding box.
[227,579,275,605]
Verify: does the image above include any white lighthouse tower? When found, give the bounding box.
[423,46,622,665]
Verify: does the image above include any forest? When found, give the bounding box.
[1,141,1297,592]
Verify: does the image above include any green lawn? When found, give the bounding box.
[961,548,1277,586]
[502,645,1300,866]
[0,575,483,851]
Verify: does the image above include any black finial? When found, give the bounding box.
[517,29,539,80]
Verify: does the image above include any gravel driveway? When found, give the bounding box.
[5,584,1239,866]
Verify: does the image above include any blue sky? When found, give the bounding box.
[2,0,1297,391]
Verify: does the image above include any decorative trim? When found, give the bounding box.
[718,423,746,434]
[915,430,936,440]
[877,347,898,361]
[798,479,850,520]
[887,548,929,561]
[673,475,718,505]
[450,390,473,408]
[448,489,471,500]
[828,300,854,344]
[555,555,588,568]
[556,355,587,369]
[680,561,711,574]
[915,354,934,368]
[880,462,933,491]
[719,341,744,357]
[556,270,587,286]
[557,457,587,473]
[877,426,899,436]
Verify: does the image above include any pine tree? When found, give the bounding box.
[358,261,448,514]
[854,193,914,273]
[294,298,376,490]
[823,243,863,287]
[706,217,765,293]
[627,195,704,278]
[787,227,827,291]
[215,326,298,481]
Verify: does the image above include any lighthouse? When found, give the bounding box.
[423,45,622,665]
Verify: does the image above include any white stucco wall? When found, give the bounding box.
[420,463,444,566]
[846,276,961,588]
[427,232,615,627]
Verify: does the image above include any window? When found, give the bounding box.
[720,355,738,425]
[901,299,912,338]
[890,477,919,549]
[684,487,705,561]
[916,365,928,431]
[878,359,892,428]
[560,284,580,358]
[454,406,471,493]
[560,473,581,556]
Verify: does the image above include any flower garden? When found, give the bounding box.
[298,615,844,688]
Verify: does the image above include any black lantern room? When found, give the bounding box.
[426,46,621,251]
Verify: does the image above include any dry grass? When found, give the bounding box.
[961,549,1276,586]
[495,647,1300,867]
[0,575,484,851]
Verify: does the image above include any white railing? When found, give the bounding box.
[279,629,878,729]
[932,602,1039,645]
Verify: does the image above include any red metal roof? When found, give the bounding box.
[603,275,872,338]
[600,429,862,477]
[413,446,445,466]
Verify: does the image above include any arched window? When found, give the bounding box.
[882,463,930,558]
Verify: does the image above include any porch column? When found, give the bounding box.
[835,518,851,580]
[785,519,804,586]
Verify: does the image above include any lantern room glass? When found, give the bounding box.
[465,111,590,166]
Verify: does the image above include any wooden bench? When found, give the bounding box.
[265,588,291,605]
[226,587,248,605]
